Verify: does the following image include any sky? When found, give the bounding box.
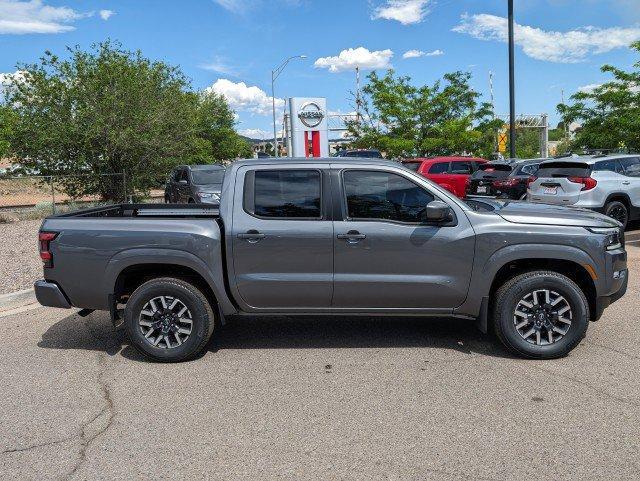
[1,0,640,139]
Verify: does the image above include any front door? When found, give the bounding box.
[332,168,475,310]
[230,166,333,310]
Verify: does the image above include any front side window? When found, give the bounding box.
[619,157,640,177]
[343,170,435,223]
[428,162,449,174]
[249,169,321,218]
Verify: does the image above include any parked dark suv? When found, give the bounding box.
[165,164,225,204]
[467,159,542,199]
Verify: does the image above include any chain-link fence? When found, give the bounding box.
[0,173,131,219]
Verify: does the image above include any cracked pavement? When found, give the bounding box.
[1,249,639,480]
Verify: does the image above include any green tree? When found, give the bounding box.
[348,70,500,158]
[0,105,17,161]
[3,41,250,200]
[558,41,640,152]
[189,91,252,163]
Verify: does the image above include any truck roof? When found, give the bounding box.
[232,157,402,169]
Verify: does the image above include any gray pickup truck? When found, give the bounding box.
[35,158,628,362]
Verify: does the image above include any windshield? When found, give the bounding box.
[402,162,421,172]
[536,162,591,178]
[191,169,225,185]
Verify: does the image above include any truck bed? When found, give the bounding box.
[53,203,220,218]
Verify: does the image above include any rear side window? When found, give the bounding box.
[536,162,591,178]
[594,159,622,173]
[519,164,538,175]
[245,170,321,218]
[343,170,434,223]
[450,161,473,174]
[619,157,640,177]
[428,162,449,174]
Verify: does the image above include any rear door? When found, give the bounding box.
[528,162,592,205]
[229,165,333,310]
[331,167,475,310]
[447,160,474,198]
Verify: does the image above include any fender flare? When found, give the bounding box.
[456,243,599,320]
[103,248,237,315]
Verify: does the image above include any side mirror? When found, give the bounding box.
[178,179,188,185]
[425,200,452,223]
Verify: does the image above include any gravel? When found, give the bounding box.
[0,219,42,294]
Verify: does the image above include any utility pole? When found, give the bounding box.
[508,0,517,159]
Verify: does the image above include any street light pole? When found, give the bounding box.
[271,55,306,158]
[508,0,516,159]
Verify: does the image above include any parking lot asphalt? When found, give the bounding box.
[1,249,639,480]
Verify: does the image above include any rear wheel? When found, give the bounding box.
[604,200,628,230]
[493,271,589,359]
[124,277,215,362]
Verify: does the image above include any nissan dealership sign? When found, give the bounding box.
[289,97,329,158]
[297,102,325,128]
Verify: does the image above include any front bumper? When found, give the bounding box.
[34,280,71,309]
[594,265,628,321]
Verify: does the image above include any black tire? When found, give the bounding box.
[492,270,589,359]
[124,277,215,362]
[604,200,628,230]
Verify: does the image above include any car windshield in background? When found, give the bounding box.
[192,169,225,185]
[479,163,512,172]
[536,162,591,178]
[402,162,421,172]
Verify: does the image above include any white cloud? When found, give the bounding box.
[238,128,269,139]
[314,47,393,73]
[99,9,114,21]
[402,48,443,59]
[0,0,84,34]
[453,13,640,63]
[213,0,253,13]
[0,69,27,95]
[372,0,431,25]
[402,49,424,59]
[578,83,602,93]
[199,57,238,75]
[206,78,284,116]
[577,82,640,93]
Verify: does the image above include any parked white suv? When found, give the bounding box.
[527,155,640,229]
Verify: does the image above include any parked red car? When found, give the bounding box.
[401,157,487,198]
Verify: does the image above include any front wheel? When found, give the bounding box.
[124,278,215,362]
[493,271,589,359]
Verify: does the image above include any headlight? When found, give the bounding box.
[198,192,220,200]
[587,227,623,250]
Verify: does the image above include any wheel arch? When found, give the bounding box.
[105,248,237,317]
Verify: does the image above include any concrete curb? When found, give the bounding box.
[0,288,37,312]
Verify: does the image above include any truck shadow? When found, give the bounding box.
[38,311,516,362]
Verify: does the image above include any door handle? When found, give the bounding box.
[237,230,266,242]
[337,230,366,241]
[622,181,631,185]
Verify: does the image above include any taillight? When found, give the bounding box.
[568,176,597,191]
[526,176,537,186]
[492,178,519,188]
[39,232,58,268]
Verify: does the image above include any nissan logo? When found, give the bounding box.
[298,102,325,128]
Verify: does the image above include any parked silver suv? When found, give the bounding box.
[527,155,640,229]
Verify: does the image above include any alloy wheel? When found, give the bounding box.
[138,295,193,349]
[513,289,572,346]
